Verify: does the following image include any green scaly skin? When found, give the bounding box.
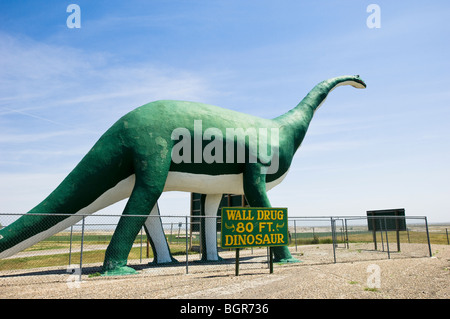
[0,75,366,275]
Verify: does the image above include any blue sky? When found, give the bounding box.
[0,1,449,223]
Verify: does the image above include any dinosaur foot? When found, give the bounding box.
[149,257,179,265]
[101,265,138,276]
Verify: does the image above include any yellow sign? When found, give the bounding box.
[221,207,288,249]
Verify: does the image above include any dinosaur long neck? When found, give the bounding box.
[275,76,362,151]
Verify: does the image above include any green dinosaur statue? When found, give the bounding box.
[0,75,366,275]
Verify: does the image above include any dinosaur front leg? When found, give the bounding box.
[200,194,223,261]
[144,203,178,264]
[243,165,298,263]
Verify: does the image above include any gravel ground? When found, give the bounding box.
[0,244,449,299]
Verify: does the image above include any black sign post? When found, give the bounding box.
[367,208,406,252]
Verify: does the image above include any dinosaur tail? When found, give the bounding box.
[0,129,135,259]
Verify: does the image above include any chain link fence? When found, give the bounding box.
[0,213,445,286]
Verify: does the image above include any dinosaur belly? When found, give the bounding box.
[163,170,288,194]
[164,172,244,194]
[62,170,288,217]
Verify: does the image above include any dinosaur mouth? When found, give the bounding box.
[353,75,367,88]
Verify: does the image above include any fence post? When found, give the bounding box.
[384,217,390,259]
[294,219,297,252]
[185,215,189,274]
[424,217,432,257]
[140,227,143,263]
[269,247,273,274]
[79,216,85,282]
[235,248,240,276]
[69,225,73,265]
[331,218,337,263]
[344,218,349,249]
[446,228,449,245]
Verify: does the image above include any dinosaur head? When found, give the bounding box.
[274,75,367,151]
[331,75,367,91]
[349,75,367,89]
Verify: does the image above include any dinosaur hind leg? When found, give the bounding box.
[144,203,178,264]
[200,194,223,261]
[101,150,171,275]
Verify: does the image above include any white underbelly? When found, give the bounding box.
[79,170,288,215]
[164,172,243,194]
[163,170,288,194]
